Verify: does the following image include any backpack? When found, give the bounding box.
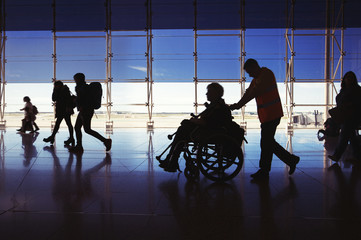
[88,82,102,109]
[32,105,39,115]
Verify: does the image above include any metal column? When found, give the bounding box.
[285,0,295,136]
[239,0,246,130]
[324,0,331,120]
[146,0,154,130]
[193,0,198,115]
[105,0,113,132]
[0,0,6,129]
[51,0,57,130]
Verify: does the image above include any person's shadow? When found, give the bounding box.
[158,179,244,239]
[21,132,39,167]
[43,146,112,239]
[326,163,361,238]
[251,178,298,240]
[327,163,361,218]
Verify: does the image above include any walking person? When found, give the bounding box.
[230,59,299,181]
[70,73,112,153]
[17,96,39,133]
[328,71,361,162]
[43,80,75,146]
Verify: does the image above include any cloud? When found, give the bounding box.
[6,73,22,78]
[128,65,147,73]
[129,65,166,77]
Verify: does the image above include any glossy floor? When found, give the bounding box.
[0,128,360,240]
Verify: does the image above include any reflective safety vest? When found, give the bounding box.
[256,82,284,123]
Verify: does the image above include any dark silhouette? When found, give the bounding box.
[317,117,340,141]
[327,163,361,237]
[70,73,112,153]
[252,177,298,239]
[21,131,39,167]
[158,179,244,239]
[17,96,39,133]
[43,80,75,146]
[230,59,299,181]
[44,146,111,239]
[157,82,233,172]
[328,71,361,162]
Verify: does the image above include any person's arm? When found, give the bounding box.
[229,68,273,110]
[229,80,257,110]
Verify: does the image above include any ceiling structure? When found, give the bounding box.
[1,0,360,31]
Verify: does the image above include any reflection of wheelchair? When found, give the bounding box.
[157,122,246,182]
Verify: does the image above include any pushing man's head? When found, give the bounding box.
[206,82,224,102]
[73,73,86,85]
[244,59,261,78]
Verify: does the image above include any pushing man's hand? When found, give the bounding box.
[229,103,241,111]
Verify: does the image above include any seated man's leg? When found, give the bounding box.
[163,120,197,172]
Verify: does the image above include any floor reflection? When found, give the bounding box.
[45,146,112,239]
[0,128,361,239]
[158,179,244,239]
[20,132,39,167]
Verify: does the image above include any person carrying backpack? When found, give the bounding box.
[43,80,75,146]
[69,73,112,153]
[17,96,40,133]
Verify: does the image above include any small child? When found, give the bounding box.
[17,96,39,133]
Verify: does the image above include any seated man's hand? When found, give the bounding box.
[190,118,205,125]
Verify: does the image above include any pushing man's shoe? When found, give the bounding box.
[250,169,269,181]
[288,155,300,175]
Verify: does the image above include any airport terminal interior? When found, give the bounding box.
[1,0,361,239]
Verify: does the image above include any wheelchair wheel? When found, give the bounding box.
[197,134,243,181]
[183,146,200,181]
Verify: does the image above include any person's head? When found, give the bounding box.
[54,80,64,89]
[73,73,86,85]
[243,58,261,78]
[206,82,224,102]
[23,96,30,103]
[341,71,358,88]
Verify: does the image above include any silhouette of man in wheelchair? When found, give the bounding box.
[157,83,245,181]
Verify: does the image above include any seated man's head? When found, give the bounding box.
[206,82,224,102]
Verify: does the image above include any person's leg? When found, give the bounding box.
[17,119,26,132]
[82,110,106,142]
[348,124,360,160]
[33,121,39,131]
[164,120,196,172]
[332,123,352,160]
[64,115,74,144]
[74,113,83,148]
[43,117,63,143]
[258,118,279,174]
[51,117,63,138]
[82,109,112,151]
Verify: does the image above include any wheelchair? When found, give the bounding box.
[157,122,246,182]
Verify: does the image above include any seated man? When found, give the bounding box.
[159,82,233,172]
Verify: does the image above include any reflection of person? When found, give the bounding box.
[328,71,361,162]
[21,132,39,167]
[158,180,244,239]
[230,59,299,181]
[43,81,75,146]
[159,82,233,172]
[45,146,111,239]
[252,177,297,239]
[17,96,39,133]
[70,73,112,153]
